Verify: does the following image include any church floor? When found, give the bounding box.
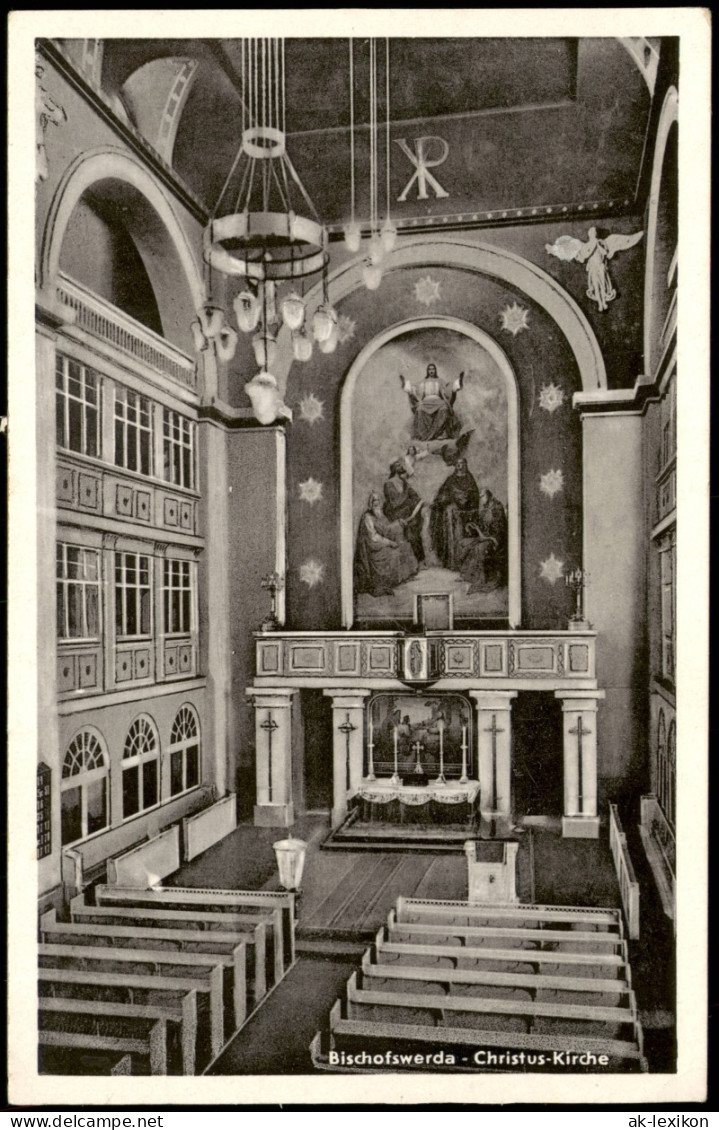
[167,813,675,1074]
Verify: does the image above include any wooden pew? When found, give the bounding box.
[46,906,265,1011]
[374,928,629,979]
[39,1010,167,1075]
[39,1047,132,1075]
[39,944,227,1059]
[360,951,630,1004]
[345,971,639,1039]
[313,1000,647,1071]
[94,885,294,983]
[386,909,624,955]
[395,897,622,933]
[39,968,212,1073]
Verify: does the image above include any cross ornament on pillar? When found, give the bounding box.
[484,713,505,812]
[260,712,279,803]
[338,713,357,792]
[568,715,591,815]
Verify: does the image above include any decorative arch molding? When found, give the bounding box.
[340,315,521,629]
[643,86,679,377]
[40,145,205,313]
[280,236,606,396]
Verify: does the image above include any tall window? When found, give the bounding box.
[61,730,109,845]
[115,552,152,638]
[122,716,159,819]
[114,386,152,476]
[169,705,200,796]
[56,355,100,457]
[666,719,676,829]
[659,531,676,683]
[56,544,100,640]
[162,408,196,490]
[163,559,193,635]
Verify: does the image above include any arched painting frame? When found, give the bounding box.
[340,316,520,628]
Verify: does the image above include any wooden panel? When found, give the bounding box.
[164,644,179,677]
[163,496,180,527]
[481,642,506,675]
[57,653,77,692]
[288,644,326,673]
[568,644,590,673]
[443,642,475,675]
[56,465,75,504]
[77,472,101,510]
[364,642,396,677]
[115,650,134,683]
[115,483,134,517]
[179,501,194,531]
[136,490,152,522]
[257,641,281,674]
[334,642,360,676]
[134,648,152,680]
[77,650,100,689]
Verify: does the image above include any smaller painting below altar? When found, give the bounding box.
[368,693,473,780]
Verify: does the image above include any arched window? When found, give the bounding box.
[655,709,667,799]
[169,705,200,796]
[122,715,159,819]
[61,729,109,845]
[666,719,676,829]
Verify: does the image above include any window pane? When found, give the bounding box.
[86,587,99,638]
[68,584,84,638]
[87,777,107,834]
[140,589,151,635]
[86,405,98,458]
[57,584,65,637]
[122,765,140,819]
[170,750,183,796]
[143,759,158,809]
[186,744,199,789]
[140,429,151,477]
[61,786,82,845]
[56,392,65,446]
[68,399,83,452]
[115,419,125,467]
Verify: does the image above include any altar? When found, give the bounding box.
[355,778,480,828]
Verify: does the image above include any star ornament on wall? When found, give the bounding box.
[337,315,357,344]
[539,553,565,586]
[414,275,442,306]
[300,559,325,588]
[298,393,325,425]
[539,468,564,499]
[538,382,566,414]
[499,301,530,337]
[298,477,323,505]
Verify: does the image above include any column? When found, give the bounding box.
[323,689,372,828]
[246,688,296,827]
[469,691,517,835]
[555,691,605,838]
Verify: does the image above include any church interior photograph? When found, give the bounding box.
[29,31,684,1079]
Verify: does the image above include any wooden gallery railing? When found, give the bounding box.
[609,803,640,940]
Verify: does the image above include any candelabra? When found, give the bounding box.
[435,719,446,785]
[565,568,590,630]
[260,572,284,632]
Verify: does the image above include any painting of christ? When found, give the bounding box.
[351,325,512,623]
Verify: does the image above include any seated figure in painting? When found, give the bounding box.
[383,460,425,565]
[354,492,418,597]
[459,488,508,593]
[429,458,481,570]
[400,363,464,442]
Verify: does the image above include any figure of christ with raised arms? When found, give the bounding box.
[399,362,465,442]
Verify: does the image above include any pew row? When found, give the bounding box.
[38,944,226,1059]
[39,1013,167,1076]
[93,885,295,982]
[395,897,622,932]
[39,1048,132,1076]
[39,975,199,1075]
[311,1001,648,1072]
[60,901,267,1008]
[386,908,625,952]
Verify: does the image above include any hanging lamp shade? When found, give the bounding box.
[292,329,313,362]
[216,325,238,362]
[281,289,306,330]
[245,370,284,425]
[197,302,225,340]
[252,332,278,370]
[362,261,383,291]
[381,218,397,253]
[343,222,361,253]
[190,319,209,353]
[312,304,338,343]
[233,290,261,333]
[369,233,385,266]
[318,326,339,354]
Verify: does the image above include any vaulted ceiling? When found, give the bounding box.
[61,37,663,228]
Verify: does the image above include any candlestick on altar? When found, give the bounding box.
[435,719,446,785]
[459,724,469,784]
[412,741,424,776]
[367,715,376,781]
[390,725,400,786]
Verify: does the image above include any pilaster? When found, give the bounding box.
[323,689,373,827]
[246,687,297,827]
[468,690,517,836]
[556,690,605,838]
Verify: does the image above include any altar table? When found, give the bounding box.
[354,779,480,827]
